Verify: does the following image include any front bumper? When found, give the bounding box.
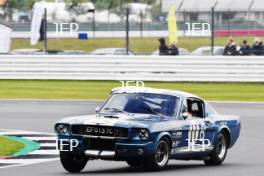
[83,141,154,159]
[58,136,155,160]
[115,141,154,158]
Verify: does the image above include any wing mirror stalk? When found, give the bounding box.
[95,106,101,115]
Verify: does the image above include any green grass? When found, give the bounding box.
[11,36,264,54]
[0,136,25,156]
[0,80,263,101]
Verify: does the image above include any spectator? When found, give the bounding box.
[168,43,179,56]
[238,40,251,56]
[224,38,238,56]
[252,38,264,55]
[158,38,168,56]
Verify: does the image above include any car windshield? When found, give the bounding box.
[100,93,179,117]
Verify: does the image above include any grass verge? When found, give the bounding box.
[0,136,25,156]
[11,36,264,54]
[0,80,263,101]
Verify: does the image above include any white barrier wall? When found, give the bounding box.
[0,55,264,82]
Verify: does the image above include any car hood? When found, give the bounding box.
[58,113,170,129]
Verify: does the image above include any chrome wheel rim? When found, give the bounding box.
[155,141,169,167]
[217,135,226,159]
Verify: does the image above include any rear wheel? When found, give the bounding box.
[143,138,171,171]
[60,152,88,173]
[204,133,227,166]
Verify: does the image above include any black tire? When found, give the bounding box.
[60,152,88,173]
[126,159,142,167]
[143,138,171,171]
[204,133,228,166]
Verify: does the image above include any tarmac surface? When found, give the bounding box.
[0,100,263,176]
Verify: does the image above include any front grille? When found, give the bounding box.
[84,138,115,150]
[71,125,128,138]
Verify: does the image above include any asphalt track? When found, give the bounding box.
[0,100,263,176]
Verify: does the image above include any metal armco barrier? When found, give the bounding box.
[0,55,264,82]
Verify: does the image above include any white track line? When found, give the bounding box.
[0,129,55,136]
[40,143,57,147]
[0,158,59,169]
[0,158,58,164]
[24,137,57,141]
[28,150,59,155]
[209,101,264,104]
[0,129,59,169]
[0,98,103,102]
[1,99,263,104]
[0,132,54,136]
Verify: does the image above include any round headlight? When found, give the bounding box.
[56,124,68,135]
[138,129,150,140]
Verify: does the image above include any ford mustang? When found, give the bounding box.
[54,87,241,172]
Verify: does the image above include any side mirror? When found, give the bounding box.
[95,106,101,114]
[204,117,213,126]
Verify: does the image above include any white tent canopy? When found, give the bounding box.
[40,1,95,22]
[124,3,153,22]
[0,25,12,53]
[215,0,252,12]
[251,0,264,12]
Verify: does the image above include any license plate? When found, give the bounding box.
[84,126,115,137]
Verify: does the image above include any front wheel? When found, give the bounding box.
[60,152,88,173]
[126,159,142,167]
[204,133,227,166]
[143,138,171,171]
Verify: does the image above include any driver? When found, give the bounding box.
[180,104,193,120]
[0,0,6,6]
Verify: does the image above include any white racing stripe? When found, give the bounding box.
[171,146,214,154]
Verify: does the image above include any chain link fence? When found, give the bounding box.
[1,1,264,55]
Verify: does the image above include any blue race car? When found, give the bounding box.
[54,87,241,172]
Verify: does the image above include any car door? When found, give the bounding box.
[175,98,214,154]
[203,102,218,147]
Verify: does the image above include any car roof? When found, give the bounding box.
[111,86,201,100]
